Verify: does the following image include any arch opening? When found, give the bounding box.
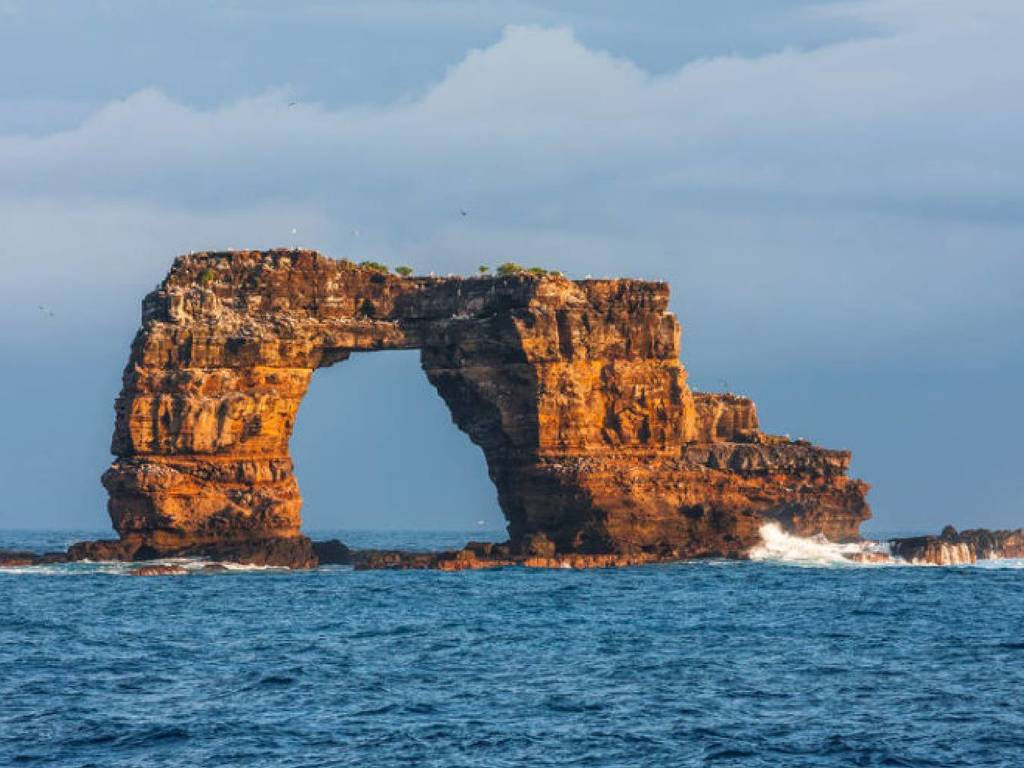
[292,349,504,537]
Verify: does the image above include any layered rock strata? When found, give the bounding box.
[79,248,874,568]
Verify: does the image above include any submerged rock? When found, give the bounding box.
[128,565,188,576]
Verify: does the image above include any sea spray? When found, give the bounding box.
[748,523,891,566]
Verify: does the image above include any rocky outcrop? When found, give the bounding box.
[954,528,1024,559]
[0,551,48,567]
[890,525,1024,565]
[61,534,315,567]
[890,536,976,566]
[78,248,872,568]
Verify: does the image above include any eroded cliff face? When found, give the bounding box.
[100,249,871,566]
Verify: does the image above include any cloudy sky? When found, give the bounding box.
[1,0,1021,534]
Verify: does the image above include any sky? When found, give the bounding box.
[0,0,1021,534]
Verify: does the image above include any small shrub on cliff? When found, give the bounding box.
[395,265,413,277]
[496,262,525,276]
[358,260,389,274]
[527,266,549,276]
[478,265,490,274]
[197,268,216,285]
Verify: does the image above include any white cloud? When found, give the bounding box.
[0,2,1021,365]
[3,4,1022,209]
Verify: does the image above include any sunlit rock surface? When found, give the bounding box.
[91,249,874,568]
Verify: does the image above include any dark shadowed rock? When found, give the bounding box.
[63,535,316,569]
[957,529,1024,559]
[890,536,975,565]
[518,532,557,558]
[184,536,318,568]
[67,539,141,562]
[312,539,352,565]
[891,527,1024,565]
[0,551,41,567]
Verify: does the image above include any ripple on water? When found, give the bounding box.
[2,530,1024,766]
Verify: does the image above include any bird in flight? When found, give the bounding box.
[460,209,468,217]
[288,101,296,107]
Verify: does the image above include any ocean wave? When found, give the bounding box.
[748,523,892,567]
[5,532,1023,767]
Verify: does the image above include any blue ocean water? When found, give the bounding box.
[3,529,1024,767]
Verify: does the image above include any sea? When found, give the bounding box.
[2,527,1023,767]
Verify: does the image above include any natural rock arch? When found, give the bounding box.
[101,249,869,566]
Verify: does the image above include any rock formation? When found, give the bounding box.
[889,526,1024,565]
[84,248,871,567]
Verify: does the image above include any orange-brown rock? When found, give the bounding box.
[93,249,873,568]
[349,544,658,571]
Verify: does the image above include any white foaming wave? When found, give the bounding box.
[209,561,290,572]
[1,561,140,577]
[748,523,891,567]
